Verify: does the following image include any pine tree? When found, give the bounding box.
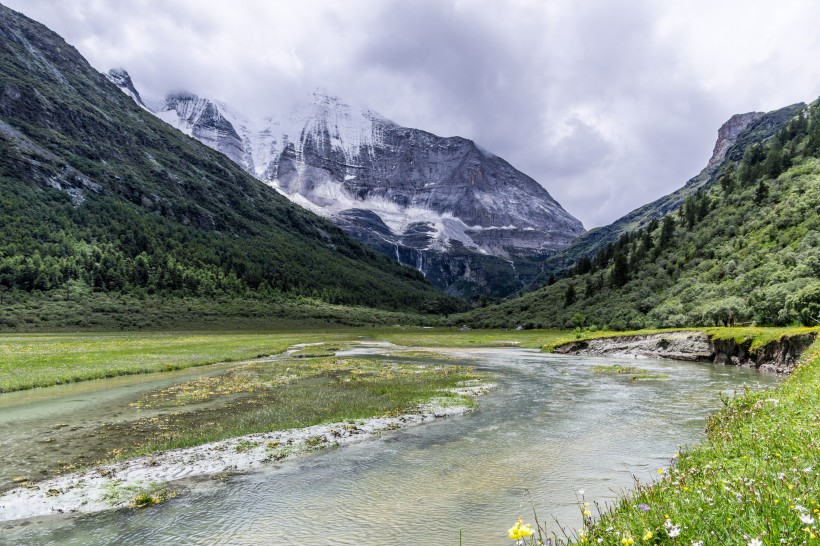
[564,284,576,307]
[659,216,676,248]
[754,180,769,204]
[610,251,629,287]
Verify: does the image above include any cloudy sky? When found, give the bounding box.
[6,0,820,227]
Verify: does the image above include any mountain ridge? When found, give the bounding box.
[453,99,820,329]
[108,71,584,297]
[529,104,804,283]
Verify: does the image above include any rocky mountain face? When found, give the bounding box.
[108,73,584,297]
[104,68,148,110]
[531,105,802,283]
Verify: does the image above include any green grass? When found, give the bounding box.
[76,355,484,468]
[2,326,815,393]
[0,328,569,393]
[591,364,668,381]
[542,335,820,545]
[0,331,356,392]
[700,326,820,351]
[369,328,569,349]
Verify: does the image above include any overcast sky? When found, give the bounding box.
[6,0,820,228]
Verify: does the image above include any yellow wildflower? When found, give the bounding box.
[622,535,635,545]
[643,529,653,540]
[508,519,534,540]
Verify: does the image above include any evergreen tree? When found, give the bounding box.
[719,164,736,195]
[610,251,629,287]
[754,180,769,204]
[659,216,676,248]
[564,284,576,307]
[574,256,592,275]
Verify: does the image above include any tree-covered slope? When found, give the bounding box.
[529,105,805,284]
[0,4,453,315]
[455,101,820,329]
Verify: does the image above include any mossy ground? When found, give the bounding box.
[1,348,484,492]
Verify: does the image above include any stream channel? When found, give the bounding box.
[1,346,781,545]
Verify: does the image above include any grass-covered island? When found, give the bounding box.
[0,332,495,520]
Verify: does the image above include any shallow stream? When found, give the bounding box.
[2,347,780,545]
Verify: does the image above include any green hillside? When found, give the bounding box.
[528,105,804,284]
[0,4,457,327]
[455,102,820,329]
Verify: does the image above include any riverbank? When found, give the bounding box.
[548,334,820,545]
[549,326,819,374]
[0,380,492,523]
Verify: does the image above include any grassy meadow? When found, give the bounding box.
[2,326,816,393]
[0,327,571,393]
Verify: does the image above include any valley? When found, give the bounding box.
[1,1,820,544]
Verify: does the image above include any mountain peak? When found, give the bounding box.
[105,68,148,110]
[111,76,584,296]
[164,90,199,104]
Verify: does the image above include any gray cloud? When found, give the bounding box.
[5,0,820,227]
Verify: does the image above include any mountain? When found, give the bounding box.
[529,106,804,283]
[108,75,584,298]
[452,100,820,329]
[0,3,455,325]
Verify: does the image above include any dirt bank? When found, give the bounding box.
[553,331,817,374]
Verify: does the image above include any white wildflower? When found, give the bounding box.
[664,519,681,537]
[799,513,815,525]
[748,539,763,546]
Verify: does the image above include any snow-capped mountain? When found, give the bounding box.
[107,70,585,297]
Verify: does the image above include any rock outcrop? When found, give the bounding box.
[554,332,818,374]
[553,331,713,362]
[706,112,764,169]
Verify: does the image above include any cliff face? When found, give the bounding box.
[706,112,764,169]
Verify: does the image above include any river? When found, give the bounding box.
[1,347,780,545]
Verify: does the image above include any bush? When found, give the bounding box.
[787,281,820,326]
